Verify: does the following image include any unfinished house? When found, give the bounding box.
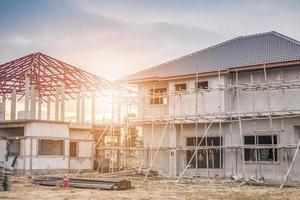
[0,52,121,173]
[122,31,300,182]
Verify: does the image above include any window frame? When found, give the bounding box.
[37,139,65,156]
[69,141,79,157]
[149,87,168,105]
[195,80,209,90]
[174,83,187,93]
[186,136,223,169]
[7,139,21,156]
[243,134,279,164]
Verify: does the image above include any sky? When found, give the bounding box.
[0,0,300,81]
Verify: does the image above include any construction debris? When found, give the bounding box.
[33,176,132,190]
[237,176,300,188]
[97,168,159,178]
[231,174,245,181]
[0,161,12,191]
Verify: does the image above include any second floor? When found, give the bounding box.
[135,65,300,119]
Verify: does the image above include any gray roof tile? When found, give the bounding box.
[124,31,300,81]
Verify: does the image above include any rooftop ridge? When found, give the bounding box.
[271,31,300,46]
[125,31,278,80]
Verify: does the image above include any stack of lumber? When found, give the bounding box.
[98,168,159,178]
[33,176,132,190]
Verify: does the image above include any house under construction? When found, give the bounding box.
[1,31,300,184]
[120,31,300,183]
[0,52,137,174]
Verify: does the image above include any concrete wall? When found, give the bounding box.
[142,118,300,181]
[227,66,300,113]
[0,121,96,173]
[69,128,93,170]
[138,76,225,119]
[138,66,300,181]
[138,82,169,118]
[169,76,225,117]
[23,122,69,171]
[137,66,300,119]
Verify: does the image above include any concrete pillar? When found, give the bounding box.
[116,92,121,123]
[55,87,59,121]
[80,89,85,123]
[0,95,6,121]
[116,129,121,170]
[11,87,17,120]
[60,82,65,121]
[91,91,95,123]
[47,96,51,120]
[30,85,36,119]
[24,77,30,119]
[169,126,177,177]
[76,93,80,123]
[38,97,42,120]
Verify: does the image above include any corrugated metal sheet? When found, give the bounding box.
[123,31,300,81]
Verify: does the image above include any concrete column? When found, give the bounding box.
[38,97,42,120]
[116,92,121,123]
[11,87,17,120]
[0,95,6,121]
[76,93,80,123]
[91,91,95,123]
[47,96,51,120]
[60,82,65,121]
[30,85,36,119]
[116,129,121,170]
[24,77,30,119]
[80,89,85,123]
[55,87,59,121]
[169,126,177,177]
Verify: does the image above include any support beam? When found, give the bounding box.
[11,87,17,120]
[81,89,85,123]
[76,93,80,123]
[38,97,42,120]
[60,82,65,121]
[47,96,51,120]
[24,77,30,119]
[169,123,177,177]
[30,85,36,119]
[0,95,6,121]
[91,91,95,123]
[55,86,59,121]
[116,90,121,123]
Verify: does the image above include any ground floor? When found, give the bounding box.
[2,175,300,200]
[142,117,300,182]
[0,120,96,173]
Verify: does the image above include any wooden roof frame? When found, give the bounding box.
[0,52,113,100]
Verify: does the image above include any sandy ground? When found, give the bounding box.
[0,176,300,200]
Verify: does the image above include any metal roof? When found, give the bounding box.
[0,52,113,99]
[123,31,300,82]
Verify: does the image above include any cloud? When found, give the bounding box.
[0,0,299,81]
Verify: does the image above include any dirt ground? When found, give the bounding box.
[0,175,300,200]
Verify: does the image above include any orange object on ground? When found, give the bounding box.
[63,175,69,188]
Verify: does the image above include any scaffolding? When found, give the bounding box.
[1,52,300,187]
[111,64,300,186]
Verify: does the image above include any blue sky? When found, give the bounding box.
[0,0,300,80]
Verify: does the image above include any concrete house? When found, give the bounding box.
[0,53,121,174]
[124,31,300,182]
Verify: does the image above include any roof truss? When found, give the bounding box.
[0,52,113,100]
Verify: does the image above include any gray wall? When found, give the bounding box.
[142,118,300,181]
[137,65,300,181]
[137,66,300,119]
